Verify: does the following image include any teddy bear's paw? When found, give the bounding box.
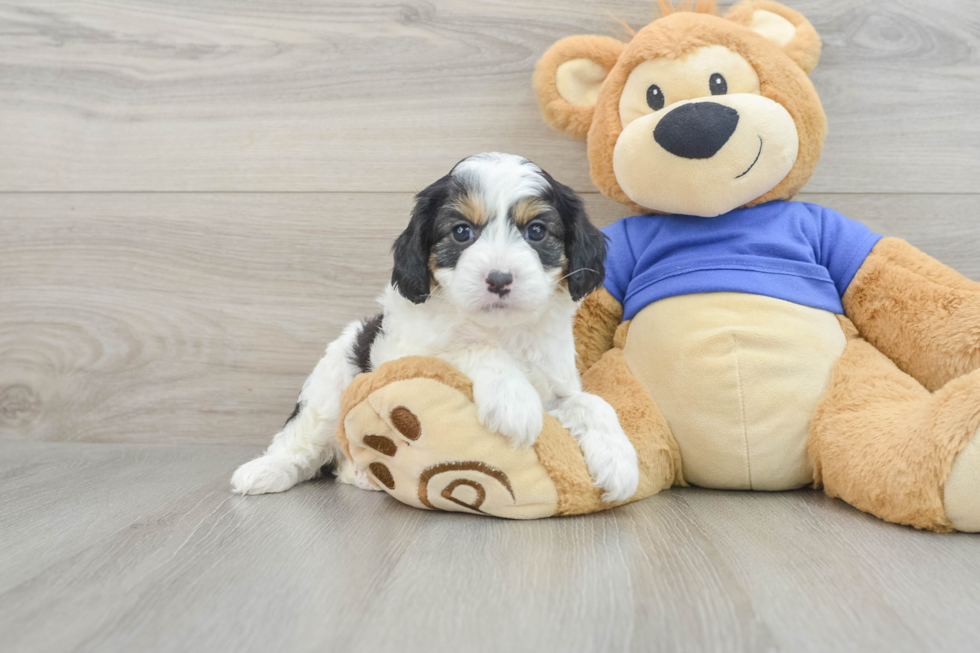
[343,377,559,518]
[944,424,980,532]
[347,402,520,514]
[348,405,423,494]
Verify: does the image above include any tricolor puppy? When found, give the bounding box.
[231,152,639,502]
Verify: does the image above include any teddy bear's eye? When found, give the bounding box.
[710,73,728,95]
[646,84,665,111]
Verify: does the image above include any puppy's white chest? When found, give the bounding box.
[374,284,576,404]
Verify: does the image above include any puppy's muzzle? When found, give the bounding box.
[486,270,513,297]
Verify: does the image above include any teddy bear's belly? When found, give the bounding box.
[622,292,848,491]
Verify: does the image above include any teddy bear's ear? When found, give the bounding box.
[533,35,625,139]
[725,1,822,74]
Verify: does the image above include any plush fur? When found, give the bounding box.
[725,1,822,73]
[572,287,624,376]
[533,4,826,216]
[337,355,476,461]
[533,35,625,140]
[809,319,980,532]
[534,0,980,530]
[579,348,686,502]
[843,238,980,393]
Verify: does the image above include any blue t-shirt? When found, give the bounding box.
[602,201,882,320]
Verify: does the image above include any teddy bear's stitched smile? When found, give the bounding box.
[736,136,764,179]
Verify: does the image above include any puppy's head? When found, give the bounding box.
[391,152,605,324]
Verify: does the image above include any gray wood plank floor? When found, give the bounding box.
[2,0,980,651]
[3,440,980,653]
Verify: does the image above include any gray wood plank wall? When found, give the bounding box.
[2,0,979,450]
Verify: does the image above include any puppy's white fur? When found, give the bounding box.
[232,153,639,503]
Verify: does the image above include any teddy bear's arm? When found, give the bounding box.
[842,237,980,392]
[573,287,624,377]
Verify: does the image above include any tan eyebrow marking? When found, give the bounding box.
[451,191,487,226]
[511,197,549,226]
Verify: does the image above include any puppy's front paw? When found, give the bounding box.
[231,455,300,495]
[333,456,382,492]
[475,379,544,449]
[585,429,640,503]
[554,393,639,503]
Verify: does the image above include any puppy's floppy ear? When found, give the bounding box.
[534,35,625,139]
[391,175,449,303]
[726,1,822,74]
[544,173,607,301]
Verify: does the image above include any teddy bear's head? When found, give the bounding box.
[534,0,826,218]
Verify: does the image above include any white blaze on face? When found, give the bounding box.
[452,152,549,220]
[434,153,561,326]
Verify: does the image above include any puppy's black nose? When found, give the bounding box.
[654,102,739,159]
[486,270,513,296]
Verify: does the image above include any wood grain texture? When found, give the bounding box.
[2,441,980,653]
[3,192,978,446]
[2,1,979,649]
[0,0,977,193]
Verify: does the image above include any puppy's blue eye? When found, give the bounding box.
[524,223,546,242]
[452,224,473,243]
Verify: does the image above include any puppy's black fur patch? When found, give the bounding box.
[284,401,304,427]
[348,313,384,374]
[392,173,458,303]
[430,231,467,270]
[541,171,607,301]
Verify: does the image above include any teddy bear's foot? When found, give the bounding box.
[340,363,560,518]
[945,425,980,532]
[810,332,980,532]
[337,355,681,518]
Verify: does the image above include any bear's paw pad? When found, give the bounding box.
[343,378,558,519]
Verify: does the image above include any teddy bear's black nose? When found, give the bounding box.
[654,102,740,159]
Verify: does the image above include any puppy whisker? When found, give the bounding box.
[558,267,599,283]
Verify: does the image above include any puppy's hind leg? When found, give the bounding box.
[231,321,375,495]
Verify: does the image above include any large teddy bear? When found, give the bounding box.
[338,0,980,532]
